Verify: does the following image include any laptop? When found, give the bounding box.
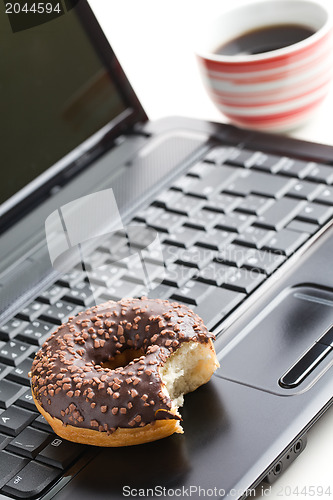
[1,1,333,498]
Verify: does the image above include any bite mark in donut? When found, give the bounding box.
[30,297,219,446]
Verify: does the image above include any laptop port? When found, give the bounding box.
[264,434,307,484]
[273,462,282,476]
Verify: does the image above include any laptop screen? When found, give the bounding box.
[1,2,141,217]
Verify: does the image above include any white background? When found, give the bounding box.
[88,1,333,498]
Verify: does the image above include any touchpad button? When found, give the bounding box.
[215,286,333,395]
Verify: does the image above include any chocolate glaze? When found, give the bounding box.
[30,298,214,434]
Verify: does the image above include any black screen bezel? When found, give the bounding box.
[0,0,148,231]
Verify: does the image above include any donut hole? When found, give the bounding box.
[101,349,144,370]
[160,340,217,408]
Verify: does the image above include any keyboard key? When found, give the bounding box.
[216,212,256,233]
[6,358,33,386]
[0,363,12,380]
[236,195,274,215]
[196,228,235,251]
[0,340,35,367]
[124,261,165,286]
[31,414,53,433]
[37,437,84,469]
[0,406,35,435]
[242,248,286,275]
[146,284,174,300]
[172,175,197,192]
[0,319,29,341]
[296,202,333,225]
[154,188,182,208]
[63,281,96,306]
[204,146,233,164]
[247,151,290,173]
[225,170,296,198]
[164,225,202,248]
[104,247,140,270]
[126,225,164,253]
[126,278,168,299]
[306,163,333,184]
[187,161,218,178]
[103,234,135,266]
[287,180,325,201]
[278,159,316,179]
[195,287,246,330]
[165,195,204,216]
[0,380,26,409]
[163,264,197,288]
[107,251,141,270]
[171,280,213,305]
[0,433,11,450]
[314,186,333,205]
[76,249,108,271]
[234,226,275,249]
[137,207,181,232]
[85,265,125,287]
[186,166,237,199]
[198,262,235,286]
[3,460,61,498]
[39,301,80,325]
[175,246,216,269]
[0,451,28,489]
[224,268,266,293]
[263,229,309,256]
[98,231,130,255]
[16,388,38,412]
[226,148,259,168]
[16,302,48,322]
[6,427,51,458]
[98,279,142,302]
[160,244,183,266]
[185,208,223,230]
[150,211,187,233]
[217,243,248,267]
[204,193,242,214]
[256,198,306,231]
[56,269,84,288]
[16,319,55,346]
[37,285,66,305]
[287,220,319,235]
[224,245,279,277]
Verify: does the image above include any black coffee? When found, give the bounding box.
[215,24,315,56]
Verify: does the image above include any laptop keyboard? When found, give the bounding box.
[1,144,333,498]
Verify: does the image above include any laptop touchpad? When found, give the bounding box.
[214,285,333,395]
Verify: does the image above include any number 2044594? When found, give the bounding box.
[277,486,332,497]
[5,3,62,14]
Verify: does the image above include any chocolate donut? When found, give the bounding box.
[30,297,219,446]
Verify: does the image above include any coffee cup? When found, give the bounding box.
[196,0,333,131]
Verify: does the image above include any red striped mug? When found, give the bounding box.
[196,0,333,131]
